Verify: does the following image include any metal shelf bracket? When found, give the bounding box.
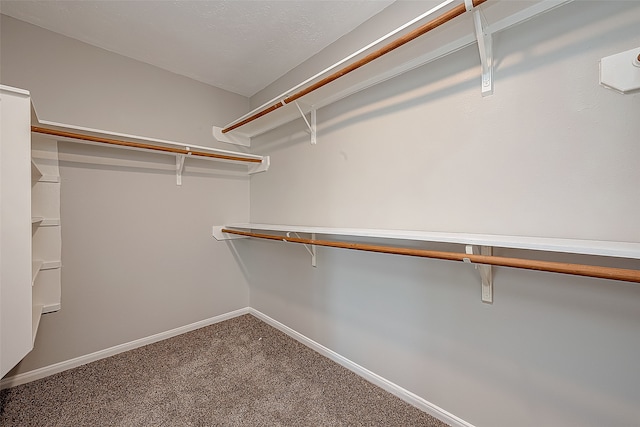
[468,1,493,96]
[293,101,317,145]
[464,244,493,303]
[286,231,317,267]
[176,153,187,186]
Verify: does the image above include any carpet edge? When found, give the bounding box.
[248,308,476,427]
[0,307,250,390]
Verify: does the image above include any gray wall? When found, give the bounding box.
[248,2,640,426]
[1,15,251,375]
[2,3,640,426]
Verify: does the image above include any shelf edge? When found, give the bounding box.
[223,223,640,260]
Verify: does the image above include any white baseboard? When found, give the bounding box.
[0,307,250,390]
[1,306,472,427]
[248,308,476,427]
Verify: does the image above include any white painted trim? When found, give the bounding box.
[0,307,249,389]
[0,84,30,96]
[248,308,476,427]
[1,306,473,426]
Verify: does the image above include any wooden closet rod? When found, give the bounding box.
[222,0,487,134]
[31,126,262,164]
[222,229,640,284]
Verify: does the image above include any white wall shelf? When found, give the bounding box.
[31,216,60,227]
[41,218,60,227]
[33,117,270,185]
[214,223,640,260]
[41,304,61,315]
[31,217,60,227]
[214,0,573,146]
[31,260,61,286]
[213,223,640,303]
[38,175,60,183]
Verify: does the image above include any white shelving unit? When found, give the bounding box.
[214,0,574,146]
[31,135,62,315]
[0,85,65,378]
[1,85,34,377]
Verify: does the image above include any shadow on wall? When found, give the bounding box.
[240,233,640,426]
[57,141,250,181]
[254,0,638,153]
[492,0,638,83]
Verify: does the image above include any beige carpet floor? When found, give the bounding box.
[0,314,448,426]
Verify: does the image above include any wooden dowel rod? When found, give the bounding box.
[222,101,284,134]
[31,127,262,163]
[222,229,640,284]
[222,0,487,134]
[284,1,477,104]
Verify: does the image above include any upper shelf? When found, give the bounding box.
[34,121,268,171]
[215,223,640,260]
[29,102,270,181]
[214,0,574,146]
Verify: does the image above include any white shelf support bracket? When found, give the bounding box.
[248,156,270,175]
[471,7,493,96]
[212,226,248,240]
[310,109,317,145]
[311,233,317,267]
[212,126,251,147]
[293,101,317,144]
[176,153,187,186]
[464,245,493,303]
[287,232,317,267]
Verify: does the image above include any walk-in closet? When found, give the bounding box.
[1,1,639,426]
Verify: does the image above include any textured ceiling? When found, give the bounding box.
[0,0,395,97]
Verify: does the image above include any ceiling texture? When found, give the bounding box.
[0,0,395,97]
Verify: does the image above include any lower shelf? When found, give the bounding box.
[42,304,61,314]
[215,223,640,259]
[213,223,640,302]
[31,260,61,286]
